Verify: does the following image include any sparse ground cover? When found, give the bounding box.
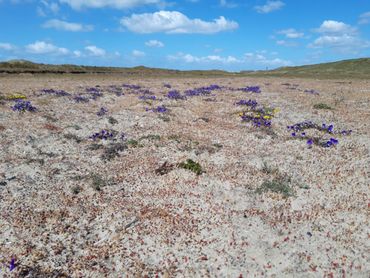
[0,75,369,277]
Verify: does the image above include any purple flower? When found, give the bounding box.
[307,139,313,146]
[73,95,89,103]
[10,258,16,271]
[11,100,37,112]
[167,90,185,100]
[291,132,296,137]
[238,86,261,93]
[97,107,108,116]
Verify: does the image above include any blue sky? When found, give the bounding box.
[0,0,369,71]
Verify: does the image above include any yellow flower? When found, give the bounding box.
[273,108,280,114]
[263,115,272,120]
[6,94,27,100]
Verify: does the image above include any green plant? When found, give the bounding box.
[256,174,294,198]
[313,103,333,110]
[178,159,204,175]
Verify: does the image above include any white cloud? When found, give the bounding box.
[244,52,291,66]
[359,11,370,25]
[59,0,162,9]
[0,42,16,51]
[120,11,238,34]
[37,1,59,17]
[145,39,164,47]
[43,19,93,31]
[168,53,238,64]
[26,41,69,55]
[132,50,145,57]
[310,20,369,53]
[255,1,285,14]
[73,50,82,57]
[85,45,106,56]
[168,51,290,68]
[276,40,297,47]
[219,0,237,8]
[309,34,370,50]
[315,20,356,34]
[277,28,304,38]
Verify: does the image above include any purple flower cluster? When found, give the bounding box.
[235,99,258,109]
[90,129,114,140]
[107,85,124,96]
[12,100,37,112]
[41,89,71,97]
[146,105,167,113]
[167,90,185,100]
[184,85,220,97]
[238,86,261,93]
[73,95,90,103]
[86,88,103,100]
[241,114,271,128]
[97,107,108,116]
[139,95,156,100]
[287,121,352,148]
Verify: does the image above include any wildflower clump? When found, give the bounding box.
[97,107,108,116]
[11,100,36,112]
[238,86,261,93]
[146,105,167,113]
[184,85,221,97]
[167,90,185,100]
[238,99,279,128]
[287,121,352,148]
[89,129,122,141]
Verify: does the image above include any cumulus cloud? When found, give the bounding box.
[37,1,60,17]
[276,40,297,47]
[309,34,369,50]
[277,28,304,38]
[219,0,237,8]
[255,1,285,14]
[168,53,240,64]
[359,11,370,25]
[310,20,368,52]
[26,41,69,55]
[315,20,356,34]
[145,40,164,47]
[85,45,106,56]
[59,0,162,9]
[132,50,145,57]
[0,42,16,51]
[43,19,93,31]
[120,11,238,34]
[244,52,291,66]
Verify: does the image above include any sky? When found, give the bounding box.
[0,0,370,71]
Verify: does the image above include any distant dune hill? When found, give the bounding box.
[248,58,370,79]
[0,58,369,79]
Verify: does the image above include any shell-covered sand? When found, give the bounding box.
[0,75,369,277]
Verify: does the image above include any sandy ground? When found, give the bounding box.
[0,75,369,277]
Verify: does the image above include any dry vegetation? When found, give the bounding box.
[0,75,369,277]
